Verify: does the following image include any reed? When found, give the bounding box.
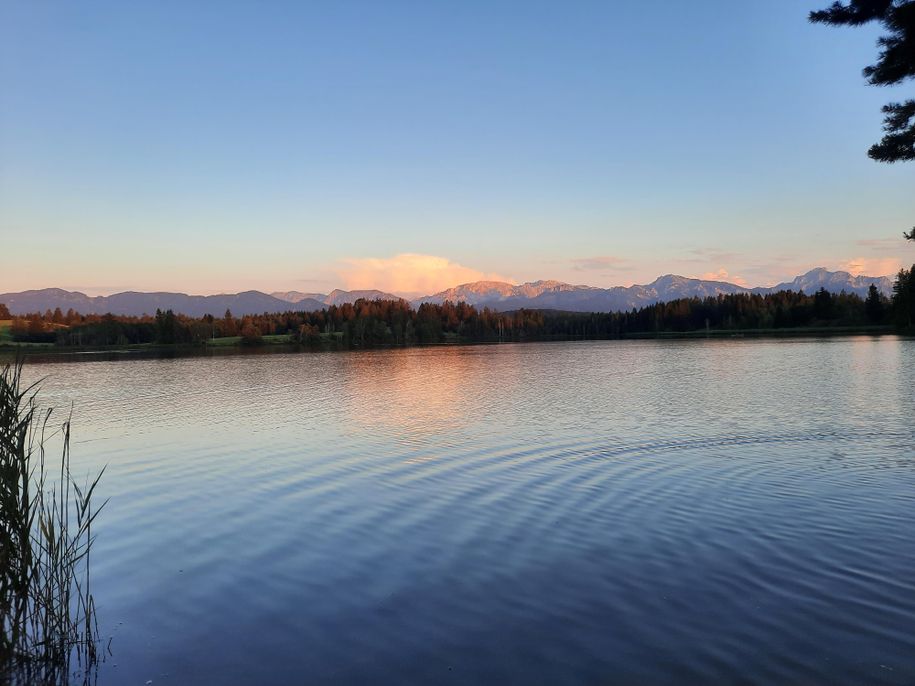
[1,360,105,685]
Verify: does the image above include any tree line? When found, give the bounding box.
[2,267,913,348]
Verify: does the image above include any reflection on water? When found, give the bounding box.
[14,337,915,684]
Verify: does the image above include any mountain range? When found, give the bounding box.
[413,268,896,313]
[0,268,894,318]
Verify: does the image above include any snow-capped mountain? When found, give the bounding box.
[0,268,895,317]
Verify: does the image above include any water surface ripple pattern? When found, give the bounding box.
[17,337,915,684]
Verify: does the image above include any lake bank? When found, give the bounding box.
[0,323,901,359]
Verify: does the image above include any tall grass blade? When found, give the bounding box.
[1,358,105,685]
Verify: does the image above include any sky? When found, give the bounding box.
[1,0,913,297]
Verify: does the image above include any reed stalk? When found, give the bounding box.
[1,360,105,685]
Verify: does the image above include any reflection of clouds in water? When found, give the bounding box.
[335,347,525,445]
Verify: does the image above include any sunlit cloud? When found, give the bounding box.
[836,257,901,277]
[337,253,513,296]
[698,268,748,287]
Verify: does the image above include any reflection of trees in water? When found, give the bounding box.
[1,362,105,686]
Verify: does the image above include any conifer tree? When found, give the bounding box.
[892,264,915,328]
[865,283,885,322]
[811,1,915,163]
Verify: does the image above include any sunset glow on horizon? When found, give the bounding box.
[1,1,913,296]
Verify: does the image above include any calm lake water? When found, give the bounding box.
[13,337,915,684]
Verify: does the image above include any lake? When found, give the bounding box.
[13,337,915,684]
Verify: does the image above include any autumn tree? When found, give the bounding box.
[222,309,238,337]
[811,1,915,162]
[239,318,263,345]
[28,314,45,336]
[10,318,25,335]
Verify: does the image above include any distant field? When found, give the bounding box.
[206,334,295,347]
[0,320,56,348]
[206,336,243,347]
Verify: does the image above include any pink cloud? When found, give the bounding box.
[337,254,513,296]
[836,257,902,277]
[698,268,748,287]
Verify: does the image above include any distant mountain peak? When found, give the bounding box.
[526,279,567,287]
[650,274,685,285]
[768,268,893,296]
[323,289,403,306]
[415,279,582,306]
[455,280,514,289]
[270,290,326,304]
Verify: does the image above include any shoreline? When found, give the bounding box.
[0,324,901,360]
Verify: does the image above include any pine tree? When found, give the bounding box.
[811,1,915,162]
[865,283,885,322]
[813,287,835,320]
[892,264,915,329]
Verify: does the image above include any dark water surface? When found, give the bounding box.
[16,337,915,684]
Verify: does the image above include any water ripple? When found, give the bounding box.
[15,337,915,685]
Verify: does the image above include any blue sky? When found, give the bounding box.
[1,0,913,295]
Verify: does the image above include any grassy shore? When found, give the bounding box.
[623,324,894,339]
[0,321,55,349]
[0,323,900,357]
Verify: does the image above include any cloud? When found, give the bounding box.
[570,255,631,272]
[836,257,902,277]
[337,254,513,296]
[698,268,748,287]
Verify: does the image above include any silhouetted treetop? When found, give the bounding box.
[811,0,915,162]
[811,1,894,25]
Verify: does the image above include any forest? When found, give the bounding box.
[2,265,914,349]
